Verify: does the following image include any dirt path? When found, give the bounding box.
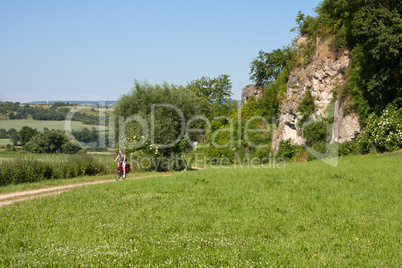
[0,173,174,208]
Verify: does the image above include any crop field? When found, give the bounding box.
[0,119,104,131]
[0,139,11,147]
[0,153,401,266]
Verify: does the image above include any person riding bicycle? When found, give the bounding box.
[114,149,127,179]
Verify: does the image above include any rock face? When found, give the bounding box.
[241,84,263,105]
[272,36,361,149]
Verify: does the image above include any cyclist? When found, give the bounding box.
[114,149,127,179]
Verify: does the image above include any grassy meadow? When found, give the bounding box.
[0,119,102,131]
[0,153,401,266]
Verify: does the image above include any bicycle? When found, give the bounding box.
[115,162,131,181]
[115,162,126,181]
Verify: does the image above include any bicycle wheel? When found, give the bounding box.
[115,167,121,181]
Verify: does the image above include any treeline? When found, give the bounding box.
[2,125,109,149]
[0,101,101,125]
[0,102,73,119]
[32,108,100,125]
[0,128,18,140]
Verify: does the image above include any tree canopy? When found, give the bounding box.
[24,130,80,154]
[114,81,203,154]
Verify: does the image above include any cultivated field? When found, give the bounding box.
[0,153,401,266]
[0,119,103,131]
[0,139,11,147]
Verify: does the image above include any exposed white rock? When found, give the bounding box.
[241,84,263,105]
[273,36,361,149]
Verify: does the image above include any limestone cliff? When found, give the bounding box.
[241,84,263,105]
[272,36,361,149]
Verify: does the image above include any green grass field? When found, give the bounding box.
[0,119,103,131]
[0,153,401,266]
[0,139,11,147]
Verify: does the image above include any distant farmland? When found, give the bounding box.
[0,119,106,131]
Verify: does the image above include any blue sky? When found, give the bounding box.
[0,0,321,103]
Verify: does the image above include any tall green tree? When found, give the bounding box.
[185,74,234,120]
[250,47,294,88]
[186,74,232,105]
[18,126,39,145]
[24,130,80,154]
[114,81,202,154]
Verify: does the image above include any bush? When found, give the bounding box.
[338,140,360,156]
[358,104,402,154]
[297,89,316,126]
[124,136,189,172]
[0,155,112,186]
[301,120,328,146]
[250,147,272,163]
[24,130,80,154]
[276,139,296,160]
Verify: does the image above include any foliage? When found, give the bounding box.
[240,97,263,120]
[276,139,296,160]
[249,47,292,121]
[338,140,361,156]
[0,129,6,139]
[114,81,202,155]
[358,103,402,153]
[250,46,295,88]
[186,74,232,105]
[18,126,39,146]
[124,135,188,171]
[301,120,328,147]
[259,83,280,118]
[0,101,102,125]
[298,0,402,118]
[185,75,234,120]
[124,135,161,157]
[0,154,112,186]
[10,132,20,146]
[297,89,316,126]
[0,120,100,133]
[23,130,80,154]
[72,127,99,143]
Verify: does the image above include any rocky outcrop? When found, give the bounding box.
[241,84,263,105]
[272,36,361,149]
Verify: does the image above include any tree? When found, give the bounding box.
[250,47,294,87]
[24,130,80,153]
[10,132,20,146]
[114,81,202,155]
[349,2,402,116]
[18,126,39,145]
[0,129,7,139]
[72,127,99,144]
[185,74,234,120]
[6,128,18,137]
[186,74,232,105]
[8,112,16,120]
